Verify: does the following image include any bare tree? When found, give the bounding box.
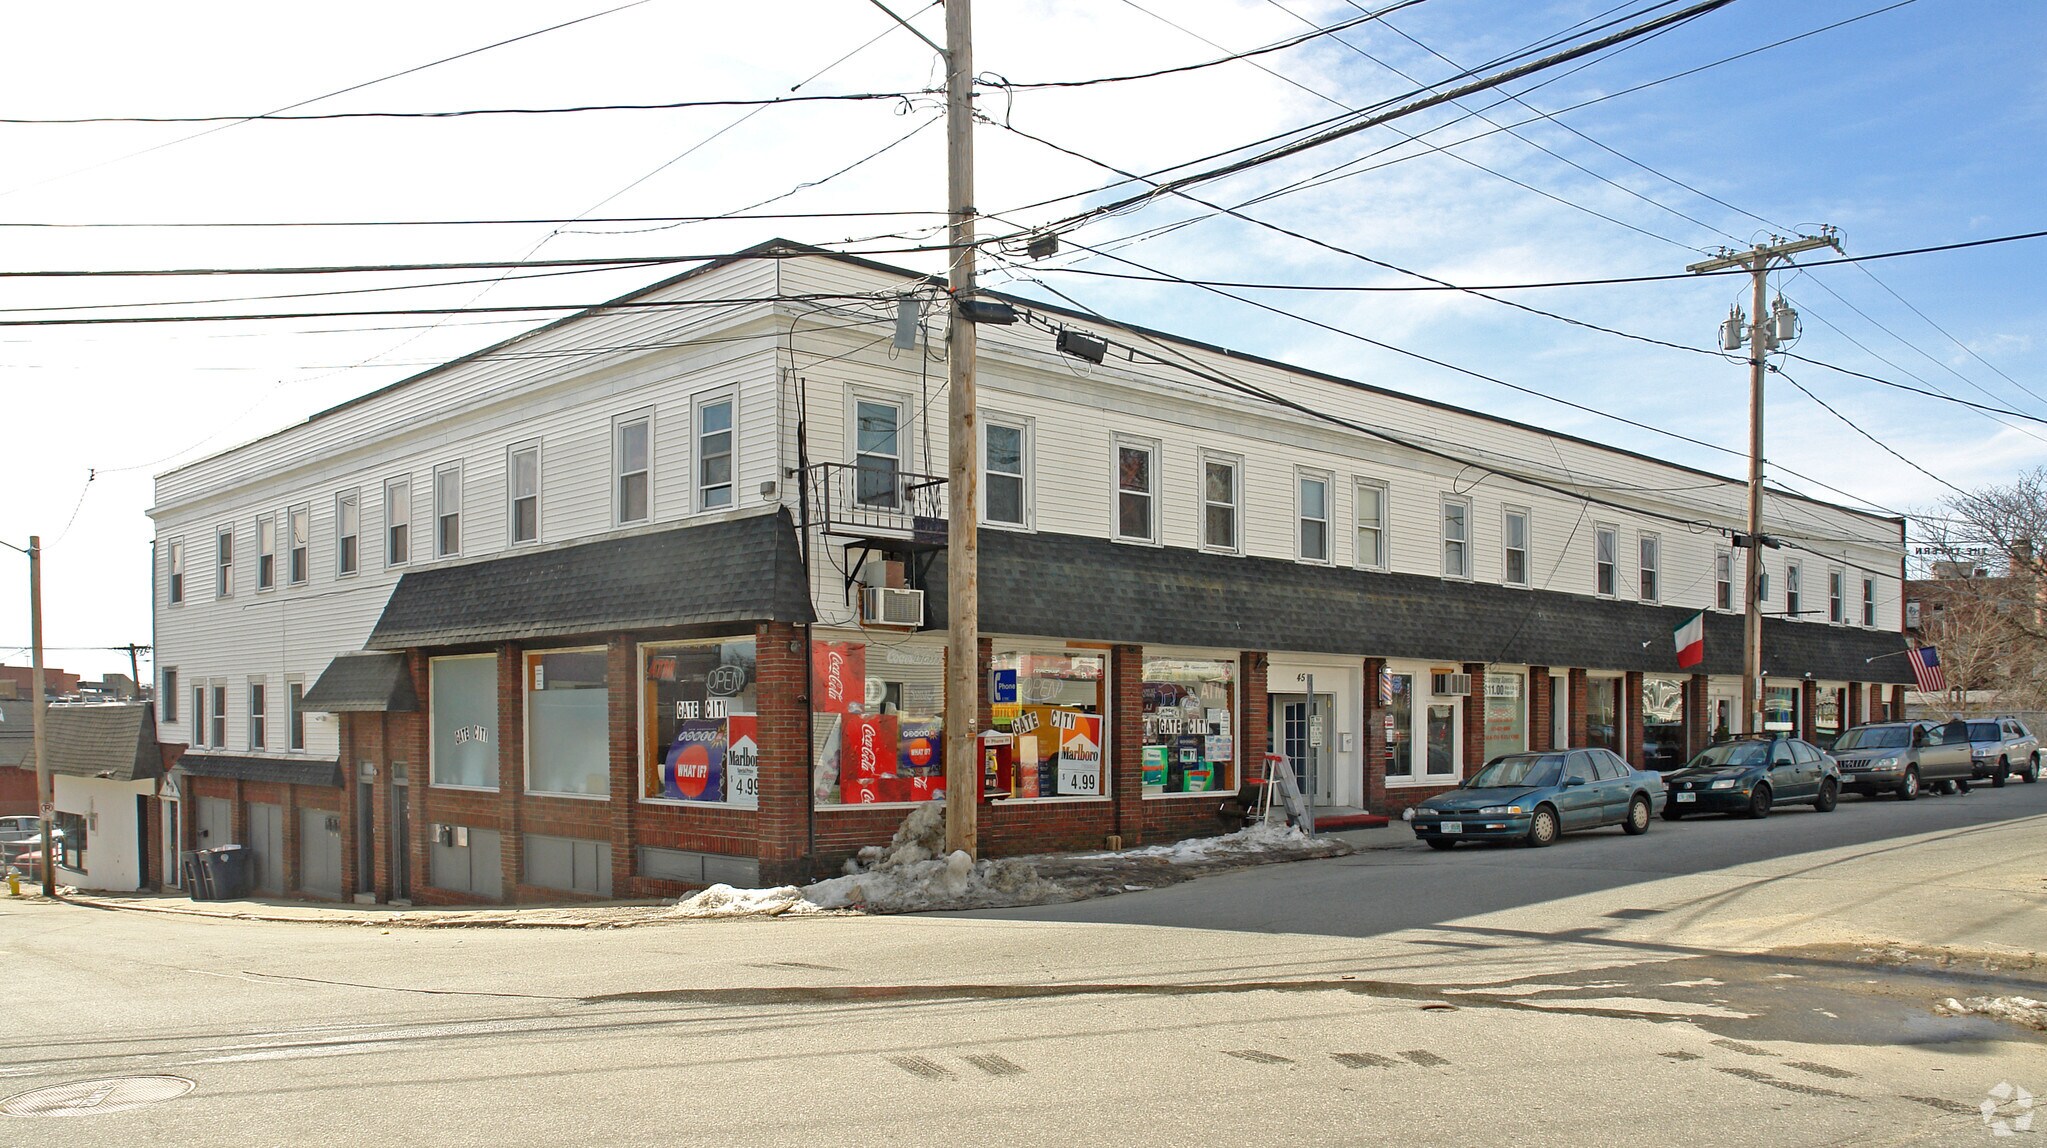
[1913,467,2047,707]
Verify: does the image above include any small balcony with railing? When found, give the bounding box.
[799,460,948,548]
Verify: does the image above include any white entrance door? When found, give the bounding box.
[1270,693,1335,805]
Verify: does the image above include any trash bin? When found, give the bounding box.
[198,844,250,900]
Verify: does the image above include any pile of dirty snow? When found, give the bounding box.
[1074,820,1314,865]
[675,884,824,918]
[1937,995,2047,1030]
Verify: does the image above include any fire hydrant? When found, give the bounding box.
[6,869,20,897]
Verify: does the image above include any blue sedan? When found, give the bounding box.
[1407,748,1666,849]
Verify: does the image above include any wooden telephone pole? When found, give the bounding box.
[941,0,980,858]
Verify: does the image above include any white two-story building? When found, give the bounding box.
[150,241,1915,903]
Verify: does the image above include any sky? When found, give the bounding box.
[0,0,2041,682]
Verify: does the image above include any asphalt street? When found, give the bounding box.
[4,781,2045,1146]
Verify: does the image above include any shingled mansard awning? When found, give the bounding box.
[366,508,813,650]
[922,530,1917,685]
[302,651,419,713]
[0,702,168,781]
[176,753,343,788]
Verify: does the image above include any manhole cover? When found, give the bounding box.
[2,1076,193,1118]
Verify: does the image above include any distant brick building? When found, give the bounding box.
[0,665,82,700]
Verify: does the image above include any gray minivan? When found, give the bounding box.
[1830,720,1975,800]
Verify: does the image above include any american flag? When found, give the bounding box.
[1908,645,1946,694]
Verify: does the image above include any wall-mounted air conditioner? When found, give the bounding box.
[860,585,925,628]
[1431,672,1473,697]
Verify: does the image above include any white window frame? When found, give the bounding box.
[523,645,612,801]
[255,514,276,591]
[1354,478,1388,572]
[167,539,185,605]
[1638,533,1660,603]
[209,682,228,750]
[508,440,542,546]
[215,526,235,599]
[1502,507,1530,587]
[1594,525,1617,597]
[1297,468,1332,564]
[1715,551,1733,611]
[248,679,268,750]
[385,476,411,567]
[1196,450,1240,555]
[429,653,500,793]
[288,503,310,585]
[191,684,207,747]
[694,390,737,512]
[1441,496,1471,580]
[1862,577,1877,627]
[1785,562,1803,618]
[613,410,652,526]
[1828,568,1845,624]
[849,390,910,510]
[982,415,1033,531]
[287,678,306,752]
[433,463,463,559]
[1111,435,1159,545]
[1384,659,1465,788]
[336,490,360,577]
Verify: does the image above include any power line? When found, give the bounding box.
[0,292,889,328]
[1770,365,1966,496]
[0,209,946,230]
[0,242,958,279]
[0,90,940,125]
[1782,353,2047,429]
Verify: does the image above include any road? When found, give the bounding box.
[4,783,2045,1146]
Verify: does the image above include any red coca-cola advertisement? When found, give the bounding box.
[839,712,898,804]
[811,640,866,716]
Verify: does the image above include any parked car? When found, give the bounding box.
[1829,720,1974,800]
[1963,717,2041,787]
[1407,748,1665,849]
[0,816,59,867]
[1662,735,1839,819]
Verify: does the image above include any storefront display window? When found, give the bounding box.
[1642,677,1684,770]
[526,649,610,797]
[1763,684,1797,733]
[1141,657,1236,795]
[812,636,947,806]
[1426,703,1457,778]
[430,654,498,789]
[641,638,758,807]
[1586,677,1620,754]
[1816,687,1841,743]
[1482,672,1525,763]
[986,650,1106,799]
[1384,670,1413,778]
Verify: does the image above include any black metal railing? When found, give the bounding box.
[801,461,948,544]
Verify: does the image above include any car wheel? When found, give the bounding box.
[1957,779,1972,794]
[2027,755,2040,783]
[1425,838,1457,851]
[1995,759,2010,788]
[1623,794,1652,835]
[1815,779,1839,812]
[1527,805,1560,848]
[1898,768,1920,801]
[1745,785,1772,819]
[1935,779,1958,796]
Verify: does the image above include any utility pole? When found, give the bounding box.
[1687,230,1841,735]
[942,0,980,857]
[124,643,144,696]
[29,535,53,896]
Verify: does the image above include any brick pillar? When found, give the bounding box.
[1361,657,1387,812]
[1241,652,1268,787]
[338,713,358,897]
[1624,671,1645,767]
[1528,667,1552,754]
[495,644,525,901]
[1801,680,1818,741]
[1568,668,1590,746]
[606,635,637,897]
[1872,682,1887,723]
[1890,683,1906,723]
[281,782,301,894]
[1111,644,1144,847]
[1846,681,1864,729]
[1685,674,1711,756]
[753,622,810,885]
[230,778,248,845]
[1462,663,1486,775]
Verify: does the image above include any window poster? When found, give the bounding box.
[1056,712,1104,797]
[641,639,757,807]
[811,636,947,806]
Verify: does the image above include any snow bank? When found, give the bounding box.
[1937,995,2047,1030]
[675,884,824,918]
[1072,820,1314,864]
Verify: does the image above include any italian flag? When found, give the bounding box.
[1673,609,1706,669]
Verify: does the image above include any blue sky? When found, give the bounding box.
[0,0,2039,679]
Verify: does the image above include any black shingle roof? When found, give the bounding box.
[18,703,165,781]
[176,753,343,788]
[302,652,419,713]
[367,509,812,650]
[924,531,1916,684]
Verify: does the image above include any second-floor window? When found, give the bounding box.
[289,505,310,584]
[1595,527,1616,596]
[509,443,540,545]
[1202,454,1238,552]
[256,515,276,590]
[1114,439,1155,543]
[1299,473,1330,562]
[697,396,734,510]
[1829,569,1845,623]
[1503,509,1529,586]
[855,399,903,508]
[1355,480,1387,570]
[168,540,184,604]
[615,415,650,524]
[1863,577,1877,627]
[1442,498,1469,578]
[210,684,227,748]
[288,681,306,751]
[162,668,178,722]
[434,465,462,557]
[985,420,1028,528]
[386,477,410,566]
[1786,563,1802,618]
[1716,551,1733,610]
[1639,534,1660,602]
[249,682,267,750]
[216,527,235,598]
[192,685,207,746]
[336,491,360,576]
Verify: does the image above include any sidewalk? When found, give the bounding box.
[56,890,678,929]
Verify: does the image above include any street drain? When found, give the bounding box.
[1418,1003,1459,1012]
[2,1076,194,1118]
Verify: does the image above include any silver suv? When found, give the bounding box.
[1963,717,2041,787]
[1830,720,1974,800]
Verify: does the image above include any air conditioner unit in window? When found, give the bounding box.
[1431,672,1473,697]
[860,585,925,628]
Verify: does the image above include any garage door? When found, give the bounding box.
[248,802,284,895]
[195,796,233,849]
[298,808,342,899]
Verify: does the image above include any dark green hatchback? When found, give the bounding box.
[1663,736,1841,820]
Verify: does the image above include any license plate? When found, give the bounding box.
[1676,792,1696,803]
[1440,822,1462,834]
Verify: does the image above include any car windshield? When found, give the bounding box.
[1687,741,1769,768]
[1968,722,2000,741]
[1834,726,1909,750]
[1467,754,1563,789]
